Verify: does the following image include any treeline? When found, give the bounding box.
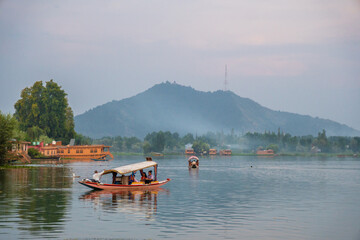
[245,130,360,153]
[76,131,197,153]
[2,79,359,163]
[76,129,360,154]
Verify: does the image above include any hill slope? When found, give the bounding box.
[75,82,360,138]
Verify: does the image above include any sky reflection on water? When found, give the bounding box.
[0,156,359,240]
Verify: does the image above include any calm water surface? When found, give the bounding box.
[0,156,360,240]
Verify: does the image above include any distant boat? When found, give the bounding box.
[188,156,199,168]
[151,152,164,157]
[92,157,109,161]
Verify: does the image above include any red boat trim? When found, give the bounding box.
[79,179,171,190]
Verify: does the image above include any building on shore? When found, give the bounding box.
[9,140,31,163]
[219,149,232,156]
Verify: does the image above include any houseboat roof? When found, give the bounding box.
[9,140,31,144]
[102,161,158,176]
[42,144,112,149]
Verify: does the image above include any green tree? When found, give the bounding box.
[42,80,67,140]
[192,140,209,155]
[113,136,124,152]
[266,144,279,153]
[75,133,92,145]
[63,107,76,143]
[39,135,54,145]
[153,131,165,152]
[144,131,165,153]
[28,148,43,158]
[14,81,47,131]
[143,141,152,154]
[26,126,45,141]
[12,120,27,142]
[14,80,75,143]
[124,137,142,152]
[0,112,16,164]
[313,129,329,152]
[350,137,359,153]
[181,133,194,145]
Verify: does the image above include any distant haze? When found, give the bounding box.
[1,1,359,131]
[75,82,360,138]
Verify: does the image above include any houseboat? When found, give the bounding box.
[185,149,195,155]
[219,149,232,156]
[256,149,275,156]
[209,149,217,155]
[79,158,171,190]
[32,141,113,160]
[55,145,113,160]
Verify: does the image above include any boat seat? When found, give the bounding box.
[115,176,122,184]
[121,176,129,185]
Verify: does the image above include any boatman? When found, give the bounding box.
[92,170,103,183]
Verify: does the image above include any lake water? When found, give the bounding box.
[0,156,360,240]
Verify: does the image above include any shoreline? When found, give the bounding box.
[115,152,359,158]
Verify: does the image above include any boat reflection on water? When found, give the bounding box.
[79,188,169,220]
[188,167,199,179]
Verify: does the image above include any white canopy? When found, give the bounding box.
[188,156,199,161]
[101,161,158,176]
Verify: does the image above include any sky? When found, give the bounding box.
[1,0,360,131]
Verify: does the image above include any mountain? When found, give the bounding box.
[74,82,360,138]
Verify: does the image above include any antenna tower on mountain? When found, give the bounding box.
[224,64,228,91]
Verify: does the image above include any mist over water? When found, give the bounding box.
[1,156,360,240]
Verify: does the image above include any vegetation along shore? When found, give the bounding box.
[1,80,359,165]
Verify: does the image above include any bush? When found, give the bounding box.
[28,148,42,158]
[266,144,279,153]
[0,112,16,165]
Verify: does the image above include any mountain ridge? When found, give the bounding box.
[74,82,360,138]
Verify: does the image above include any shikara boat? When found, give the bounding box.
[188,156,199,168]
[91,157,109,161]
[79,158,171,190]
[150,152,164,157]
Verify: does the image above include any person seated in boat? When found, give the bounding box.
[129,171,138,185]
[148,170,154,180]
[140,171,147,181]
[145,170,154,184]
